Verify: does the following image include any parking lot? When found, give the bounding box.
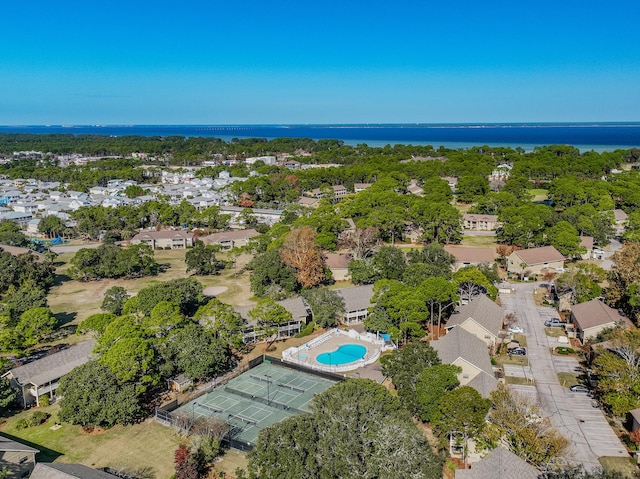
[500,283,628,467]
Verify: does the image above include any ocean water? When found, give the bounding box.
[1,123,639,151]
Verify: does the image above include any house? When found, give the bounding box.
[444,246,495,272]
[570,299,635,344]
[168,373,193,393]
[306,185,348,202]
[0,435,39,479]
[2,340,96,408]
[455,445,538,479]
[441,176,458,192]
[238,297,310,344]
[324,253,351,281]
[580,236,594,260]
[282,160,301,170]
[462,214,499,231]
[431,327,497,398]
[336,284,375,325]
[614,209,628,235]
[506,246,565,277]
[30,463,119,479]
[245,156,276,166]
[201,229,260,250]
[298,196,320,208]
[219,206,283,227]
[353,183,372,193]
[130,230,194,249]
[445,295,504,348]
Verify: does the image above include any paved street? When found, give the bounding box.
[500,283,627,467]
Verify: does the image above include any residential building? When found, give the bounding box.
[130,230,194,249]
[245,156,276,166]
[297,196,320,208]
[201,229,260,250]
[455,446,538,479]
[353,183,372,193]
[0,435,38,479]
[324,253,351,281]
[444,246,495,272]
[30,463,119,479]
[306,185,348,202]
[335,284,375,324]
[580,236,594,260]
[614,209,628,235]
[445,295,504,348]
[462,213,499,231]
[506,246,565,277]
[431,327,497,398]
[2,340,96,408]
[237,297,310,344]
[570,299,635,344]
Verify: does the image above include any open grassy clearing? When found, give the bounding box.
[529,188,549,202]
[47,248,255,325]
[1,406,181,478]
[505,376,534,386]
[493,355,529,367]
[460,235,497,248]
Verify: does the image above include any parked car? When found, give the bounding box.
[569,384,589,393]
[508,325,524,334]
[544,318,564,328]
[509,347,527,356]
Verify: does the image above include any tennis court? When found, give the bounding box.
[173,362,337,447]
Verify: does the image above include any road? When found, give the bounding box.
[500,282,627,467]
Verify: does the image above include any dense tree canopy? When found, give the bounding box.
[246,379,442,479]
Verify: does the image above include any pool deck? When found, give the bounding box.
[290,333,376,371]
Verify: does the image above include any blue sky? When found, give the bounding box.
[1,1,638,124]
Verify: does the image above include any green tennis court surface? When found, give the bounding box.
[174,362,337,446]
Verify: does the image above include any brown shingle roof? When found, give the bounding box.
[324,253,351,269]
[580,236,594,250]
[131,230,194,240]
[462,213,498,222]
[571,299,634,331]
[201,229,260,244]
[444,246,495,264]
[336,284,374,313]
[513,245,565,265]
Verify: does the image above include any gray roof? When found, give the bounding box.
[4,340,96,387]
[466,371,498,399]
[31,463,119,479]
[455,446,538,479]
[447,295,504,337]
[201,228,260,244]
[336,284,374,312]
[0,434,39,453]
[277,297,310,321]
[431,327,493,376]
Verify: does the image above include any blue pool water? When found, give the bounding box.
[316,344,367,365]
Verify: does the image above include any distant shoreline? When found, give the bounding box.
[1,123,639,152]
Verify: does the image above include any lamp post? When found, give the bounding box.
[328,353,332,373]
[265,374,271,405]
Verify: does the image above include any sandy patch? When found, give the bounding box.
[203,286,228,297]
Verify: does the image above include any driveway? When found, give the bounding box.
[500,283,627,467]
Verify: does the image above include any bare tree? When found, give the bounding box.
[338,227,380,260]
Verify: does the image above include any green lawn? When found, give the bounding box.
[460,235,498,248]
[494,355,529,367]
[505,376,534,385]
[529,188,549,202]
[1,406,181,478]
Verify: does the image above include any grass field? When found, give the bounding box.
[47,248,254,325]
[529,188,549,202]
[460,235,497,248]
[557,372,580,387]
[1,406,181,478]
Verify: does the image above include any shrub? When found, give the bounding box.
[556,347,575,355]
[38,395,50,407]
[15,419,29,430]
[30,411,50,426]
[295,321,316,338]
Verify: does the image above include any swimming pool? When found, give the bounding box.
[316,344,367,365]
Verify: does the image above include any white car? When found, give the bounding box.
[508,325,524,334]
